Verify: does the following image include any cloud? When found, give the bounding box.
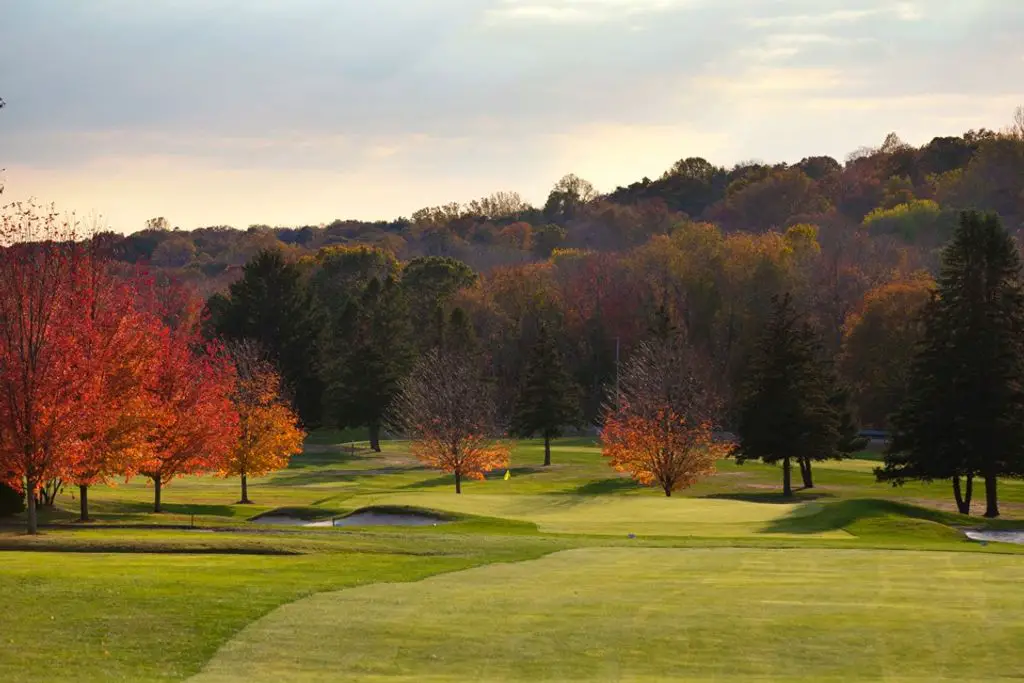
[0,0,1021,232]
[485,0,694,24]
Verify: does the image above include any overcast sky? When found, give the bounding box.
[1,0,1021,233]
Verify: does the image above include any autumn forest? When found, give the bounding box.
[3,113,1024,536]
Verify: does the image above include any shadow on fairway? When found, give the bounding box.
[400,467,539,491]
[761,498,963,536]
[401,475,459,490]
[95,500,238,517]
[285,449,366,469]
[702,490,836,505]
[570,478,643,495]
[267,466,420,487]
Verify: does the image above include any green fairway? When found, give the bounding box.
[0,532,568,683]
[2,434,1023,682]
[190,547,1024,682]
[351,492,849,538]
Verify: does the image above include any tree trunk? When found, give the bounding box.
[454,471,462,494]
[782,457,792,497]
[664,484,672,497]
[153,475,162,513]
[544,434,552,467]
[239,474,251,504]
[983,472,999,519]
[952,475,974,515]
[369,423,381,453]
[799,458,814,489]
[26,477,38,535]
[79,484,90,522]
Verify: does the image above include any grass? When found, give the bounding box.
[189,547,1024,682]
[1,432,1023,681]
[348,492,847,538]
[0,531,570,682]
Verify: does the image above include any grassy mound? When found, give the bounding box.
[764,499,970,543]
[337,505,458,522]
[191,547,1024,682]
[249,507,340,523]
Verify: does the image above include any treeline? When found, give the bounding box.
[100,121,1024,290]
[207,223,915,434]
[208,210,1024,517]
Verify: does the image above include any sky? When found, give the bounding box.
[0,0,1022,234]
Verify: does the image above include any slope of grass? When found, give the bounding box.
[348,491,848,538]
[190,547,1024,683]
[0,532,569,683]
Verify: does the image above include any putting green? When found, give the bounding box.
[350,493,847,538]
[191,547,1024,682]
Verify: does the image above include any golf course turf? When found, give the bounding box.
[190,547,1024,682]
[1,437,1022,682]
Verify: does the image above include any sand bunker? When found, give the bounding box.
[331,511,446,527]
[964,530,1024,545]
[252,508,450,528]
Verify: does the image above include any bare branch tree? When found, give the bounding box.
[602,336,729,496]
[610,336,721,426]
[388,349,509,493]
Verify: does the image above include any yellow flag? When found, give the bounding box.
[503,469,511,481]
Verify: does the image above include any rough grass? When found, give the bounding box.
[190,547,1024,683]
[1,433,1023,682]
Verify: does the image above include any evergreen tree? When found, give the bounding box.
[325,276,415,452]
[208,248,325,426]
[511,323,582,466]
[736,293,841,497]
[880,211,1024,517]
[444,307,477,356]
[400,256,477,353]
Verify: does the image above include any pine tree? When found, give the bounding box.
[325,276,415,452]
[736,294,841,497]
[445,307,477,356]
[207,249,325,426]
[880,211,1024,517]
[511,323,582,466]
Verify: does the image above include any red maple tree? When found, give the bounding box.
[0,203,93,533]
[135,282,240,512]
[69,246,164,521]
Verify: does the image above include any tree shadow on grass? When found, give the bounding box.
[570,478,643,496]
[400,466,543,491]
[266,466,420,487]
[95,500,238,517]
[402,475,458,491]
[286,448,373,469]
[759,498,953,535]
[701,490,837,505]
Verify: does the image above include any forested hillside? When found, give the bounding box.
[186,118,1024,437]
[105,123,1024,291]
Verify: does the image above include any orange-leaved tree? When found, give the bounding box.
[70,244,164,521]
[222,340,304,504]
[603,408,727,496]
[601,331,730,496]
[389,349,509,493]
[0,202,95,533]
[137,283,240,512]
